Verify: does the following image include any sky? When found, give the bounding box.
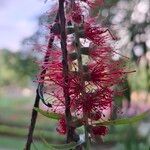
[0,0,53,52]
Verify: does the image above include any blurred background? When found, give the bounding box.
[0,0,150,149]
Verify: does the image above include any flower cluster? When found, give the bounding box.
[36,0,129,139]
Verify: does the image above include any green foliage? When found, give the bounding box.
[0,136,59,150]
[128,66,150,91]
[104,124,150,150]
[95,112,148,126]
[35,107,147,128]
[34,107,62,120]
[41,137,83,150]
[105,0,119,4]
[0,49,38,87]
[0,125,58,140]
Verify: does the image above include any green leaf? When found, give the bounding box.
[34,107,84,128]
[34,107,62,120]
[40,136,82,150]
[50,142,79,150]
[95,112,148,126]
[40,137,54,149]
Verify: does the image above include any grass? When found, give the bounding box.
[0,125,64,141]
[0,135,50,150]
[0,96,65,149]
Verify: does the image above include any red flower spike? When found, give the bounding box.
[35,0,132,138]
[91,126,108,136]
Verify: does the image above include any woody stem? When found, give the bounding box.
[74,25,90,150]
[24,30,55,150]
[58,0,76,143]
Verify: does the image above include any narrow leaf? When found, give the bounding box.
[40,137,54,149]
[95,112,148,126]
[50,142,79,150]
[34,107,62,120]
[41,136,82,150]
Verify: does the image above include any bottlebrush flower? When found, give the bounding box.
[89,46,113,60]
[69,73,84,99]
[84,22,109,46]
[73,88,113,115]
[38,61,63,86]
[35,0,132,142]
[80,0,104,8]
[70,3,83,24]
[56,117,67,135]
[88,112,102,121]
[91,126,108,136]
[87,61,125,88]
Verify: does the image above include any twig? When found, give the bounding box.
[24,13,58,150]
[58,0,75,143]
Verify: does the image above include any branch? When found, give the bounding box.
[24,13,59,150]
[58,0,77,144]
